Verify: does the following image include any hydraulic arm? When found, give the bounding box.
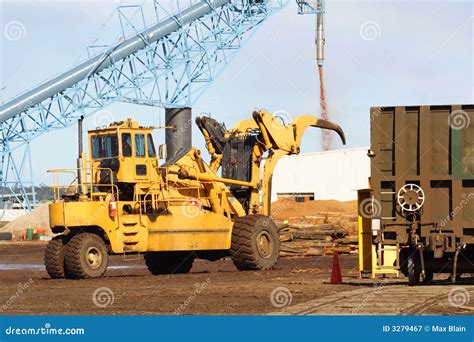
[196,110,345,215]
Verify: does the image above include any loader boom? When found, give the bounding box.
[196,110,346,215]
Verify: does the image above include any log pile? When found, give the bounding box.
[276,212,359,257]
[271,199,359,257]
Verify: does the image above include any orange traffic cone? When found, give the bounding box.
[330,250,342,284]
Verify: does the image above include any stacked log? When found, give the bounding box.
[277,221,358,257]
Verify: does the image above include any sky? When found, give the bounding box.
[1,0,473,185]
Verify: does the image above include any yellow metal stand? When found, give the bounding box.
[358,189,400,278]
[371,243,400,278]
[358,215,372,276]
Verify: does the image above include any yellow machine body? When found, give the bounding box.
[49,112,346,255]
[49,199,233,253]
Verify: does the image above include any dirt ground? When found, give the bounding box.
[0,242,358,315]
[0,242,473,315]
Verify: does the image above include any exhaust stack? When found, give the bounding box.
[165,107,192,161]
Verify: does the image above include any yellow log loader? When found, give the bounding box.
[45,109,345,279]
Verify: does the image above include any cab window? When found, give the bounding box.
[135,134,145,157]
[122,133,132,157]
[91,134,118,159]
[147,134,156,157]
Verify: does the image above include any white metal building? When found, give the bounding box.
[271,147,370,202]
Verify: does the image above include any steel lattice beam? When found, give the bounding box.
[0,0,288,214]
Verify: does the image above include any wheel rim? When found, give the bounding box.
[256,231,273,259]
[86,247,102,269]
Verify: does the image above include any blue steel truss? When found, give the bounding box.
[296,0,324,15]
[0,0,289,213]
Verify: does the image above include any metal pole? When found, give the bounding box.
[26,143,36,209]
[77,116,84,193]
[316,9,325,66]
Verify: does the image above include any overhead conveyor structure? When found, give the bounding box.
[0,0,292,212]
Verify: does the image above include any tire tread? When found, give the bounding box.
[230,214,279,271]
[44,235,68,279]
[64,233,107,279]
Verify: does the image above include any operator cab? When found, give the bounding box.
[89,119,158,197]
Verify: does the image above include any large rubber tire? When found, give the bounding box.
[144,252,194,275]
[423,271,434,285]
[44,235,69,279]
[64,233,108,279]
[230,215,280,271]
[407,254,421,286]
